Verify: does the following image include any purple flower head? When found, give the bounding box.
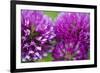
[53,12,90,61]
[21,10,55,62]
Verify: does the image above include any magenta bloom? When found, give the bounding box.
[21,10,55,62]
[52,12,90,60]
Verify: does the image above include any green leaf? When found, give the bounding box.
[44,11,58,21]
[37,53,53,62]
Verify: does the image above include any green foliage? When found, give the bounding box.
[38,53,53,62]
[44,11,58,21]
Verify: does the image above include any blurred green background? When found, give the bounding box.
[44,11,59,21]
